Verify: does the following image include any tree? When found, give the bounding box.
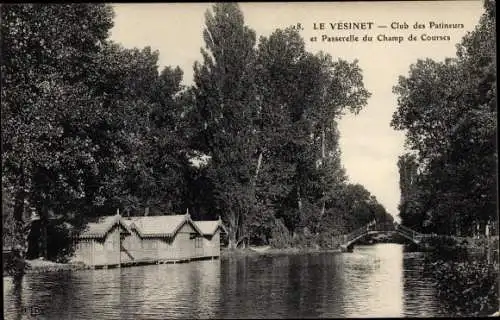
[146,66,191,214]
[253,28,309,235]
[1,4,116,270]
[190,3,259,249]
[254,28,370,238]
[1,4,191,269]
[397,153,427,230]
[391,0,496,235]
[100,46,190,217]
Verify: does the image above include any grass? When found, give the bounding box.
[24,258,88,274]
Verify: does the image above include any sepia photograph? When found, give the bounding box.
[1,1,498,318]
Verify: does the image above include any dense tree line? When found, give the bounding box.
[2,3,391,270]
[393,0,496,236]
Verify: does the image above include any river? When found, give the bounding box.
[3,243,497,319]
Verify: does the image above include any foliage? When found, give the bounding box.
[26,219,74,263]
[421,235,459,248]
[1,2,392,268]
[1,4,190,270]
[392,0,496,236]
[2,183,16,249]
[252,26,377,242]
[430,259,499,316]
[1,3,118,272]
[268,218,293,249]
[189,3,259,249]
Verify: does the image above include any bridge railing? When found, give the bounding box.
[343,221,396,244]
[344,225,368,243]
[340,221,460,246]
[394,223,423,241]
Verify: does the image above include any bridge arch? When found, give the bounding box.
[339,222,422,251]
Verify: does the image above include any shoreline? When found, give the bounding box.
[3,248,342,277]
[25,259,90,274]
[3,259,89,277]
[4,239,497,277]
[220,247,342,259]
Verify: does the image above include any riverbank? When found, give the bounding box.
[5,242,495,319]
[5,237,496,276]
[27,259,89,274]
[4,249,338,276]
[461,236,499,249]
[221,236,499,259]
[5,259,89,276]
[424,236,499,255]
[220,247,341,259]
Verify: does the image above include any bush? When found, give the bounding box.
[422,235,458,248]
[491,237,499,250]
[318,233,334,248]
[289,231,317,249]
[268,221,344,250]
[269,218,292,249]
[430,259,499,316]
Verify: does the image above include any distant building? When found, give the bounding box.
[71,214,131,267]
[193,218,227,259]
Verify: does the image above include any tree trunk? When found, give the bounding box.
[246,151,263,248]
[236,235,248,248]
[316,199,326,233]
[227,212,238,250]
[297,186,304,230]
[321,129,326,159]
[253,151,263,187]
[228,232,237,249]
[297,186,302,212]
[12,186,28,277]
[313,128,327,233]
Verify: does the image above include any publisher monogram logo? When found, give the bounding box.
[23,306,42,316]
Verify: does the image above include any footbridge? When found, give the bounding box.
[337,222,429,251]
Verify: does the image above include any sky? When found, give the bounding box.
[109,1,484,221]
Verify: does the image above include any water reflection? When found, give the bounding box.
[3,276,24,320]
[3,260,221,320]
[4,245,496,319]
[219,255,292,318]
[401,251,441,317]
[341,244,404,317]
[126,261,221,319]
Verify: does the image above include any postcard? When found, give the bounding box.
[2,1,497,319]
